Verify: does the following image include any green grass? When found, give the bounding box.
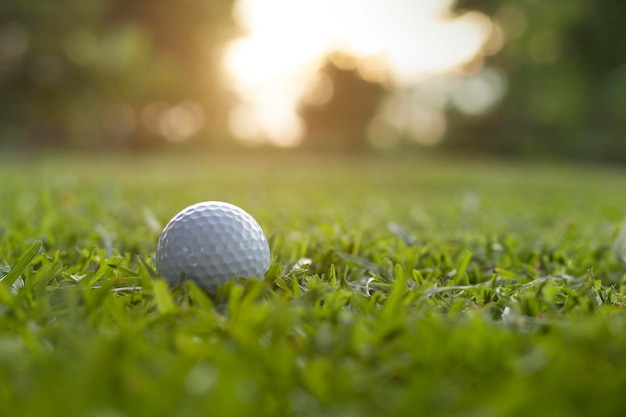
[1,153,626,417]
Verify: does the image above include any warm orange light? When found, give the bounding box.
[223,0,500,146]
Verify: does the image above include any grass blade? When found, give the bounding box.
[454,249,472,285]
[153,279,176,314]
[2,241,43,287]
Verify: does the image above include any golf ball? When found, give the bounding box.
[155,201,270,289]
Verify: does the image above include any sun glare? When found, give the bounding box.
[223,0,500,147]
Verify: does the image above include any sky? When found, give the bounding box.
[223,0,505,148]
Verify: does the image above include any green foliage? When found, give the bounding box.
[1,154,626,416]
[0,0,236,147]
[452,0,626,160]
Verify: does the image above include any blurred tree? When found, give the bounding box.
[0,0,237,149]
[106,0,237,131]
[298,58,387,151]
[448,0,626,161]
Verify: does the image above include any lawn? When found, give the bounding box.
[1,152,626,417]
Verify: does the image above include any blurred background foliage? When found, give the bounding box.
[0,0,236,149]
[451,0,626,161]
[0,0,624,161]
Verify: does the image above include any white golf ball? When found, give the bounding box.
[155,201,270,289]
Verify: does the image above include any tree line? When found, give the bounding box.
[1,0,625,161]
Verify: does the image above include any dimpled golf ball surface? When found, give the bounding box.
[156,201,270,288]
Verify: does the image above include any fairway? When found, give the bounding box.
[1,153,626,417]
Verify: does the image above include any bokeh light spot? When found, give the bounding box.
[141,101,205,142]
[451,67,508,115]
[483,22,505,56]
[159,102,205,142]
[224,0,497,147]
[379,91,446,146]
[406,109,447,146]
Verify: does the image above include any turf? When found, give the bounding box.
[1,153,626,417]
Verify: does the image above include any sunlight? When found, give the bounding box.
[223,0,499,146]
